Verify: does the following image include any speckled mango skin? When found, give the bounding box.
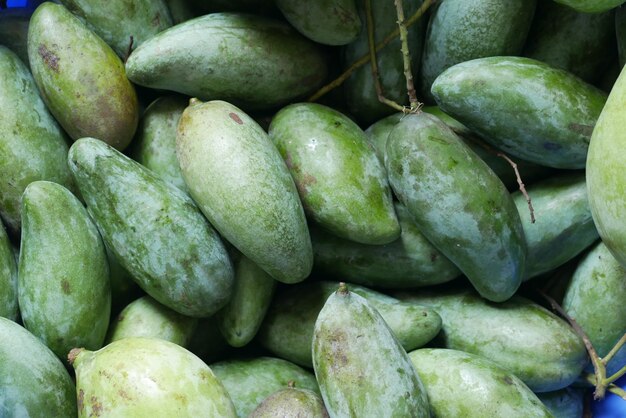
[0,221,17,321]
[312,287,430,418]
[397,288,587,392]
[27,2,139,150]
[523,2,615,83]
[129,95,189,193]
[211,357,319,418]
[419,0,536,102]
[176,100,312,284]
[0,46,74,235]
[68,137,234,317]
[514,173,598,280]
[126,13,328,110]
[385,112,526,302]
[216,251,276,347]
[249,386,329,418]
[275,0,360,46]
[269,103,400,245]
[586,59,626,271]
[106,295,198,347]
[258,280,442,368]
[70,338,237,418]
[0,317,76,418]
[553,0,624,13]
[18,181,110,360]
[563,241,626,376]
[58,0,173,57]
[409,349,553,418]
[431,56,607,169]
[311,203,460,288]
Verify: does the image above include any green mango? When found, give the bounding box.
[0,13,30,66]
[617,7,626,68]
[587,45,626,268]
[69,338,237,417]
[563,241,626,375]
[0,317,76,417]
[409,348,554,418]
[431,56,608,169]
[129,95,189,193]
[0,221,17,321]
[0,45,74,235]
[28,2,139,150]
[312,284,430,417]
[58,0,173,57]
[275,0,360,45]
[211,357,319,418]
[258,280,442,368]
[343,0,425,123]
[385,112,526,302]
[397,288,587,392]
[68,137,234,317]
[106,243,142,316]
[176,100,312,284]
[515,173,598,280]
[524,2,615,83]
[106,295,198,347]
[165,0,196,24]
[18,181,110,360]
[216,251,276,348]
[249,384,329,418]
[311,203,460,289]
[536,388,584,418]
[126,13,328,110]
[419,0,536,102]
[553,0,624,13]
[269,103,400,245]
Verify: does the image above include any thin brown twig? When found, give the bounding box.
[394,0,419,110]
[307,0,436,102]
[124,35,135,63]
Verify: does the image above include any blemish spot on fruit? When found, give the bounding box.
[229,113,243,124]
[61,280,71,295]
[38,44,60,72]
[77,389,85,412]
[90,395,103,416]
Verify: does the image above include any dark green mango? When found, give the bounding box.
[0,317,76,417]
[18,181,110,360]
[537,388,584,418]
[0,13,30,66]
[0,45,74,235]
[211,357,319,418]
[397,288,587,392]
[311,203,460,288]
[409,348,554,417]
[617,6,626,68]
[28,2,139,150]
[0,221,17,321]
[269,103,400,245]
[106,243,142,316]
[166,0,196,24]
[58,0,173,57]
[419,0,536,102]
[68,137,234,317]
[249,384,329,418]
[553,0,624,13]
[126,13,328,110]
[431,56,607,169]
[515,172,598,280]
[258,280,442,367]
[524,2,615,83]
[385,112,526,302]
[312,285,430,417]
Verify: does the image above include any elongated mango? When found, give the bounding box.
[0,221,17,321]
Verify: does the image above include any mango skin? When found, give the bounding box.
[397,288,588,392]
[537,388,584,418]
[176,100,312,284]
[258,280,442,368]
[385,112,526,302]
[250,386,329,418]
[553,0,624,13]
[563,241,626,376]
[0,221,17,321]
[126,13,328,110]
[28,2,139,150]
[68,137,234,317]
[58,0,173,57]
[431,56,607,169]
[312,287,430,418]
[514,173,598,280]
[211,357,319,418]
[18,181,110,360]
[70,338,237,418]
[409,349,554,418]
[0,45,74,235]
[0,14,30,66]
[269,103,400,245]
[0,317,77,417]
[419,0,536,102]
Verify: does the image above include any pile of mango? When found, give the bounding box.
[2,0,626,416]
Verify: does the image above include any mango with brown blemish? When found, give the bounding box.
[249,383,329,418]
